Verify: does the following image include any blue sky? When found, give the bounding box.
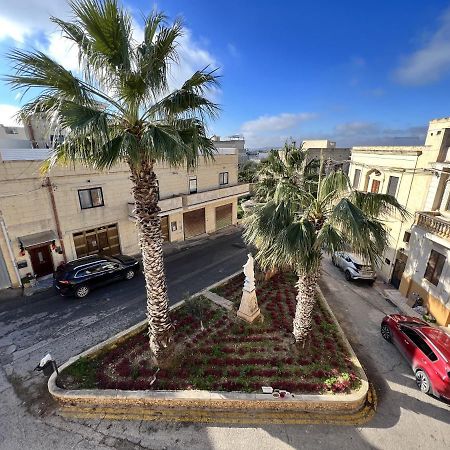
[1,0,450,148]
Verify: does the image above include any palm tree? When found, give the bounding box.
[244,170,408,344]
[6,0,219,357]
[255,143,319,201]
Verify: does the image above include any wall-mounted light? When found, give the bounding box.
[51,240,56,250]
[19,241,25,256]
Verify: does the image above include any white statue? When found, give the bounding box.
[237,253,261,323]
[243,253,256,292]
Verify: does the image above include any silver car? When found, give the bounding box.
[331,252,377,283]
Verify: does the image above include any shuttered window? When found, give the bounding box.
[352,169,361,189]
[387,176,399,197]
[424,249,446,286]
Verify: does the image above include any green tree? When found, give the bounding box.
[255,143,319,202]
[6,0,219,357]
[244,170,408,343]
[238,160,259,183]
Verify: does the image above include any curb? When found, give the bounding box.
[48,277,372,424]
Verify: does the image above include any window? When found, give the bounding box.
[424,249,446,286]
[219,172,229,186]
[387,176,399,197]
[400,327,438,362]
[371,179,380,193]
[189,176,197,194]
[78,187,104,209]
[352,169,361,189]
[403,231,411,243]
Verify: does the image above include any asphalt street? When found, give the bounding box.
[0,232,449,450]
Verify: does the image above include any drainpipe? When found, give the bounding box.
[44,177,67,262]
[0,213,22,287]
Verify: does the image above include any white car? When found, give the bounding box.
[331,252,377,284]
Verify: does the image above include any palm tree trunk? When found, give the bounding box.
[130,160,173,357]
[292,270,320,343]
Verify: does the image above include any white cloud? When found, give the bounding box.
[240,112,317,148]
[0,104,21,126]
[168,28,219,93]
[0,0,71,43]
[44,31,80,72]
[395,8,450,85]
[242,113,316,134]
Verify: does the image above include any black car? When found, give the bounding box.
[54,254,140,298]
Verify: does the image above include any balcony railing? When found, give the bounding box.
[128,196,183,218]
[416,211,450,240]
[182,183,250,207]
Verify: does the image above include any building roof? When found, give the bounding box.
[0,148,51,161]
[351,146,427,155]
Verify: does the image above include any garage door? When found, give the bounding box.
[160,216,169,242]
[73,224,121,257]
[215,204,232,231]
[183,208,205,239]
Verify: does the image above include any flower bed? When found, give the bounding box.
[58,272,361,395]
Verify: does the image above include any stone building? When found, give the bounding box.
[0,130,248,289]
[348,117,450,326]
[301,139,351,173]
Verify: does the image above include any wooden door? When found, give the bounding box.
[29,245,54,277]
[215,204,232,230]
[183,208,205,239]
[391,258,406,289]
[160,216,169,242]
[371,180,380,193]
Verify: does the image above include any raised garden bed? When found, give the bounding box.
[58,272,362,395]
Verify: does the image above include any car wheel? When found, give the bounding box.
[125,269,135,280]
[75,285,90,298]
[415,370,431,394]
[380,324,392,342]
[344,270,352,281]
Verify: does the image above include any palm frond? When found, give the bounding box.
[350,190,410,221]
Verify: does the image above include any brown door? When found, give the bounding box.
[160,216,169,242]
[183,208,206,239]
[73,224,121,258]
[29,245,54,277]
[215,204,232,230]
[391,253,408,289]
[371,180,380,193]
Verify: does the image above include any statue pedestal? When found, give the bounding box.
[237,289,261,323]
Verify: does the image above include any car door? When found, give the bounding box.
[335,252,344,268]
[102,261,124,283]
[86,262,111,287]
[396,326,419,364]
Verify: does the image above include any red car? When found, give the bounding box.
[381,314,450,400]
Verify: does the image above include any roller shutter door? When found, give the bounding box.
[215,204,232,230]
[160,216,169,242]
[183,208,205,239]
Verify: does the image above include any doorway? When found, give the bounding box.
[29,245,54,277]
[391,252,408,289]
[183,208,206,239]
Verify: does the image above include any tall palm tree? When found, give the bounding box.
[6,0,219,357]
[244,170,408,344]
[255,143,319,201]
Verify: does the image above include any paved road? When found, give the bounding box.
[0,241,449,450]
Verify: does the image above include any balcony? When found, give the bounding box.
[416,211,450,240]
[182,183,250,207]
[128,196,183,218]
